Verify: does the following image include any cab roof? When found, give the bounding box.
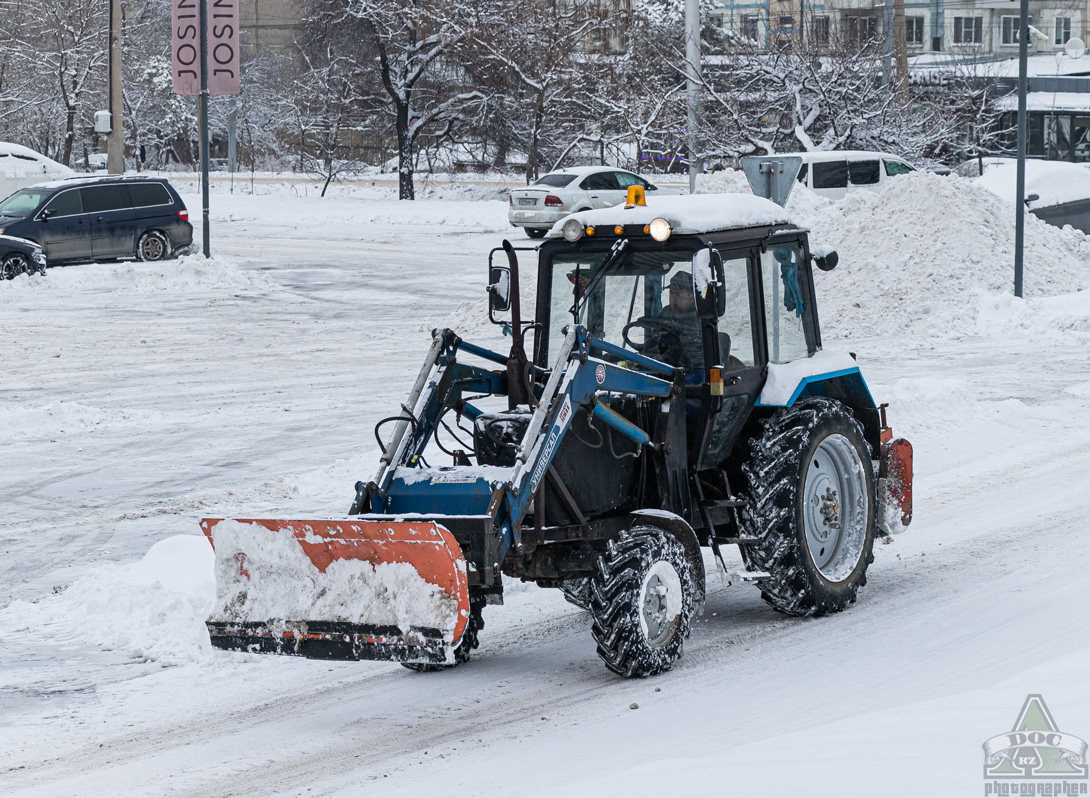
[547,193,794,238]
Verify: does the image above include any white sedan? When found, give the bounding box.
[508,166,680,238]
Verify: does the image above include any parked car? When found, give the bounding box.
[0,142,74,199]
[0,234,46,279]
[508,166,681,238]
[783,151,917,200]
[0,175,193,264]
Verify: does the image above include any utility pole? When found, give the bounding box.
[107,0,123,174]
[199,0,211,257]
[685,0,701,194]
[1014,0,1029,297]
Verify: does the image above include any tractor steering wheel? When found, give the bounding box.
[622,316,680,361]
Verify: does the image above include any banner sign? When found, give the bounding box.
[171,0,240,96]
[171,0,200,95]
[208,0,240,96]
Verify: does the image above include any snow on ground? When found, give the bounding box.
[976,159,1090,209]
[1,174,1089,797]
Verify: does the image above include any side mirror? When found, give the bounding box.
[40,208,55,221]
[1025,193,1040,207]
[488,265,511,313]
[647,184,658,191]
[812,247,839,272]
[692,247,726,319]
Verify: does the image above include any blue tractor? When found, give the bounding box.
[202,189,913,678]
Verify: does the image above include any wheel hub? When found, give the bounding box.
[639,561,682,648]
[803,433,867,581]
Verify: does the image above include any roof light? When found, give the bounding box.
[561,218,584,242]
[649,217,672,242]
[625,185,646,207]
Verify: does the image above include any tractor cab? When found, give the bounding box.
[530,192,823,469]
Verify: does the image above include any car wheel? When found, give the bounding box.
[2,252,29,280]
[525,228,547,239]
[137,231,170,262]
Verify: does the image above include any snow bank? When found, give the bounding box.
[976,289,1090,342]
[798,172,1090,339]
[0,255,278,298]
[207,520,460,639]
[0,535,216,665]
[976,160,1090,208]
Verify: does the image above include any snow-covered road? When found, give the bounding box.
[1,179,1088,797]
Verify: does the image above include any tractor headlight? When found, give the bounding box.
[561,218,584,242]
[648,217,672,242]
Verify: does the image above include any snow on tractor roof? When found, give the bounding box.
[547,192,794,238]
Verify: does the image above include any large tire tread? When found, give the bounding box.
[740,398,876,618]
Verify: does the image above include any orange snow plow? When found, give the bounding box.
[200,518,470,665]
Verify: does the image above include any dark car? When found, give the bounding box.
[0,234,46,279]
[0,176,193,264]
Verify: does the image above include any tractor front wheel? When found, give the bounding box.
[740,398,876,617]
[589,526,695,678]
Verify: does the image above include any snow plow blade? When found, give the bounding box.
[200,518,470,665]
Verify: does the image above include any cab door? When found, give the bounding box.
[697,248,765,469]
[36,188,87,262]
[81,184,135,259]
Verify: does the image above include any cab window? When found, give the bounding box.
[811,161,847,189]
[42,189,83,218]
[613,172,648,189]
[761,245,812,364]
[848,160,880,185]
[715,254,757,369]
[884,159,914,176]
[580,172,620,191]
[81,184,128,213]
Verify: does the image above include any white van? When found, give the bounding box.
[784,150,916,200]
[0,142,74,200]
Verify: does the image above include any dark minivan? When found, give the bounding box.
[0,176,193,264]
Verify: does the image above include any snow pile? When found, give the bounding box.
[798,172,1090,339]
[421,182,512,202]
[0,535,216,665]
[208,520,460,639]
[976,160,1090,208]
[0,255,278,297]
[976,289,1090,342]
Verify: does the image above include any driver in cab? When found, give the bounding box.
[653,271,703,372]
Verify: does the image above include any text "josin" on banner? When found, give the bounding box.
[171,0,240,96]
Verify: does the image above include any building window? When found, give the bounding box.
[779,15,794,30]
[1001,16,1019,46]
[1056,16,1072,45]
[953,16,983,45]
[906,16,924,47]
[741,14,759,41]
[813,15,830,46]
[846,15,879,47]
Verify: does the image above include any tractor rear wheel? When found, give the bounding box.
[559,577,592,610]
[589,526,695,678]
[740,398,875,617]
